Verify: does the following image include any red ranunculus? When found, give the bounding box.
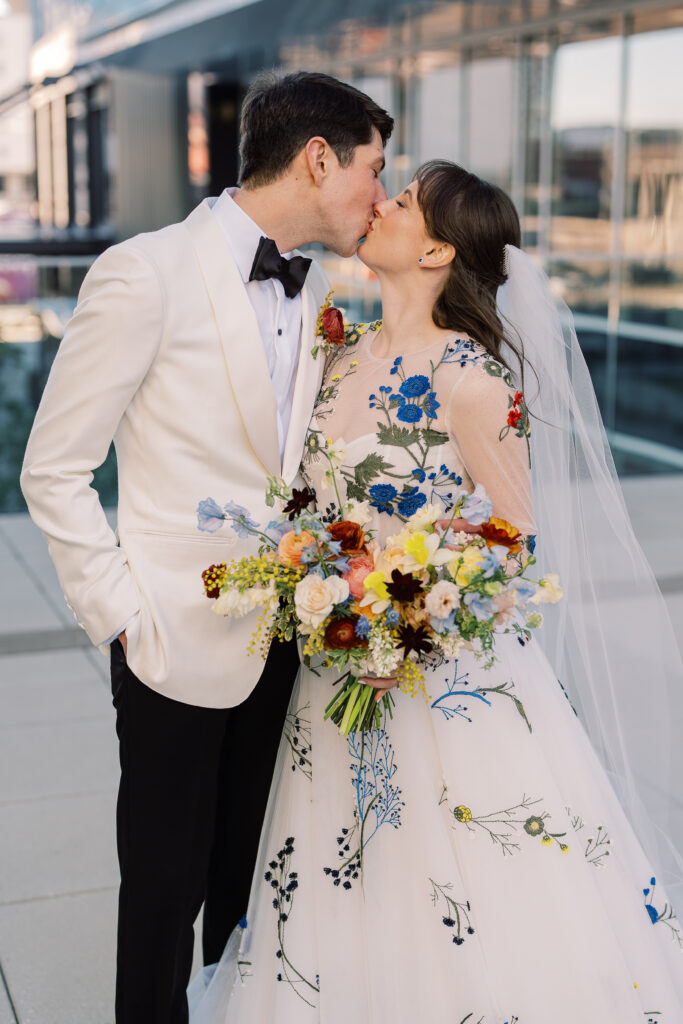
[328,520,365,555]
[324,615,367,650]
[321,306,346,345]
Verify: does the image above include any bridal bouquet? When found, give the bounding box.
[197,445,562,736]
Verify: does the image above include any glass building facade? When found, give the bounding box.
[1,0,682,511]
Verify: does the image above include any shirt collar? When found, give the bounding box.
[212,186,295,284]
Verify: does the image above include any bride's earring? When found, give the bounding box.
[418,258,424,264]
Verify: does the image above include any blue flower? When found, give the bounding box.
[479,545,508,578]
[412,468,426,482]
[389,366,399,375]
[397,403,423,423]
[399,374,430,398]
[369,482,397,514]
[369,483,397,502]
[393,356,402,365]
[355,615,371,638]
[224,500,259,539]
[397,489,427,517]
[300,545,318,564]
[463,592,496,622]
[238,914,248,930]
[266,518,291,541]
[197,497,225,533]
[528,534,537,554]
[385,609,400,626]
[424,391,440,418]
[645,903,658,924]
[460,484,493,526]
[431,611,457,633]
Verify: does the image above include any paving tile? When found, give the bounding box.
[0,791,118,905]
[0,650,111,728]
[0,718,118,803]
[0,533,64,638]
[0,983,17,1024]
[0,889,117,1024]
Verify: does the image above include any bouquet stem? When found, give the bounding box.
[323,674,395,736]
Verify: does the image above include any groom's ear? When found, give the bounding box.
[420,243,455,269]
[303,136,331,186]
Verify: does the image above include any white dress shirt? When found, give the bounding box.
[212,187,303,460]
[106,189,304,649]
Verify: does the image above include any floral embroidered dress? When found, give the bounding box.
[189,325,683,1024]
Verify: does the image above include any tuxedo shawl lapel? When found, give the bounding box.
[282,278,324,485]
[185,198,281,477]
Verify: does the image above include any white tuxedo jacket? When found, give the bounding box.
[21,197,329,707]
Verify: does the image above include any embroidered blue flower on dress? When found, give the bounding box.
[369,482,398,514]
[397,404,423,423]
[396,488,427,517]
[424,391,440,418]
[399,374,431,398]
[412,468,426,482]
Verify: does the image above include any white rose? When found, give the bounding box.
[425,580,461,620]
[294,573,350,628]
[345,499,373,528]
[406,503,442,532]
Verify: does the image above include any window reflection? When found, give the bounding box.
[614,337,683,449]
[623,28,683,256]
[620,262,683,332]
[550,36,621,252]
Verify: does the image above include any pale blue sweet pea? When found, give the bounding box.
[508,578,537,601]
[460,483,493,526]
[464,591,496,622]
[223,500,259,539]
[479,545,508,578]
[431,611,458,633]
[300,545,319,564]
[266,518,292,542]
[197,497,225,533]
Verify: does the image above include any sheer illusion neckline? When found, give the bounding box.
[363,322,476,362]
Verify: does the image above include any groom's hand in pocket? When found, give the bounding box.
[119,631,128,658]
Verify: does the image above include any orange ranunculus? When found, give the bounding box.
[328,520,365,556]
[479,516,522,553]
[321,306,345,344]
[277,529,316,567]
[324,615,367,650]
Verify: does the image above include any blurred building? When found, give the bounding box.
[0,0,682,506]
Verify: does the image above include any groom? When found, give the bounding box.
[21,71,392,1023]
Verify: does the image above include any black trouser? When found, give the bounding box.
[110,636,299,1024]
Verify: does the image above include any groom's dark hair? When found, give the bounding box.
[239,71,393,187]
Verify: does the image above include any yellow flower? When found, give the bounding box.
[560,843,570,854]
[448,546,485,587]
[360,570,391,614]
[541,836,554,846]
[402,531,452,571]
[453,805,472,823]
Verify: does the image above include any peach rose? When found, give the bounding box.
[343,553,375,600]
[277,529,316,567]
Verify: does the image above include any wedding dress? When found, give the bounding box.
[189,324,683,1023]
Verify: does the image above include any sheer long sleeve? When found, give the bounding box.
[446,362,536,534]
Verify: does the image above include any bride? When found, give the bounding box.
[190,160,683,1022]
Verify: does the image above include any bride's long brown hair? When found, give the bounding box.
[414,160,527,381]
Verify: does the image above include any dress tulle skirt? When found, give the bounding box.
[188,634,683,1023]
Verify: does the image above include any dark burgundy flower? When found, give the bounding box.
[386,568,424,604]
[328,520,365,556]
[282,486,316,521]
[324,615,367,650]
[321,306,346,345]
[397,623,433,657]
[201,562,227,599]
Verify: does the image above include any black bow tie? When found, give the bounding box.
[248,236,311,299]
